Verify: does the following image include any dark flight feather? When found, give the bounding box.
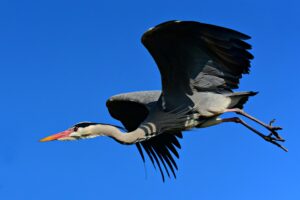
[106,99,183,181]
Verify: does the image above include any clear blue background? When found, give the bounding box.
[0,0,299,199]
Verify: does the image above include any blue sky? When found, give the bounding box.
[0,0,299,199]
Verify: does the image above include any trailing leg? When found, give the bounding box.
[222,117,287,152]
[224,108,284,140]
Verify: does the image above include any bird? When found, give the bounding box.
[40,20,286,181]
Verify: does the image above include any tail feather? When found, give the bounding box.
[227,91,258,109]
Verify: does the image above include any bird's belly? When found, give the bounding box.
[190,92,231,117]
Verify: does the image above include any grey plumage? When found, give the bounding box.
[41,20,286,182]
[106,21,285,180]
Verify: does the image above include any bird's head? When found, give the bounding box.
[40,122,107,142]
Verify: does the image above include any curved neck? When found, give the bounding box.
[93,124,148,144]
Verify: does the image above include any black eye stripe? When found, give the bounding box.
[73,122,98,128]
[72,122,126,131]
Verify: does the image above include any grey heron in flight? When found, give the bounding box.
[40,20,286,181]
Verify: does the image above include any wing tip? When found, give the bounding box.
[137,132,183,182]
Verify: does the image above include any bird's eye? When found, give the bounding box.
[73,127,78,132]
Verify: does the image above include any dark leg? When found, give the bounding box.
[222,117,288,152]
[224,108,284,140]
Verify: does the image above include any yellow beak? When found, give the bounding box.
[40,129,73,142]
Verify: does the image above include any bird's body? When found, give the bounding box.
[107,90,256,136]
[40,20,286,181]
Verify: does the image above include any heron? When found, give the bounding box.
[40,20,286,181]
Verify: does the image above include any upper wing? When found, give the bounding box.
[106,91,183,181]
[142,20,253,109]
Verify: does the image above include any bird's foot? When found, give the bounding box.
[266,119,284,141]
[262,119,287,152]
[263,133,288,152]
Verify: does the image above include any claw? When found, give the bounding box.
[263,135,288,152]
[264,123,286,151]
[269,119,276,126]
[263,135,274,142]
[268,119,282,131]
[272,126,282,131]
[268,119,282,129]
[267,119,284,140]
[271,141,288,152]
[265,135,284,142]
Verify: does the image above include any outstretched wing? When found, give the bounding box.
[106,91,183,181]
[142,20,253,109]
